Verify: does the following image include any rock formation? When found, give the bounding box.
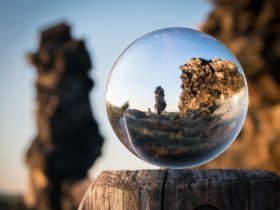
[154,86,167,117]
[201,0,280,173]
[25,23,104,210]
[179,58,244,114]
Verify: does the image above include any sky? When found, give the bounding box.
[106,28,242,112]
[0,0,212,194]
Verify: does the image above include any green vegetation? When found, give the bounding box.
[121,101,130,113]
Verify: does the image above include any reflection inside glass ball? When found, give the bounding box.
[106,28,248,168]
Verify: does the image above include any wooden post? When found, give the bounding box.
[79,169,280,210]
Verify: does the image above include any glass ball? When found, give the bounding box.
[106,27,248,168]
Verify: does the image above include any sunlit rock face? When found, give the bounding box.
[179,58,244,113]
[106,28,248,168]
[201,0,280,173]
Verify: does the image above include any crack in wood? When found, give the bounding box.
[160,170,168,210]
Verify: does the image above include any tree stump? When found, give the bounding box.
[79,169,280,210]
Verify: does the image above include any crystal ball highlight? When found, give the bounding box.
[106,28,248,168]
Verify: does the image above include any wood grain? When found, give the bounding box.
[79,169,280,210]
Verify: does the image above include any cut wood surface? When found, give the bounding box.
[79,169,280,210]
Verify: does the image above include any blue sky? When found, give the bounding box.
[0,0,212,193]
[106,28,242,112]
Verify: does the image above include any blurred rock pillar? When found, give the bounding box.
[24,23,104,210]
[201,0,280,173]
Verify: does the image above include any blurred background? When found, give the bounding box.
[0,0,280,209]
